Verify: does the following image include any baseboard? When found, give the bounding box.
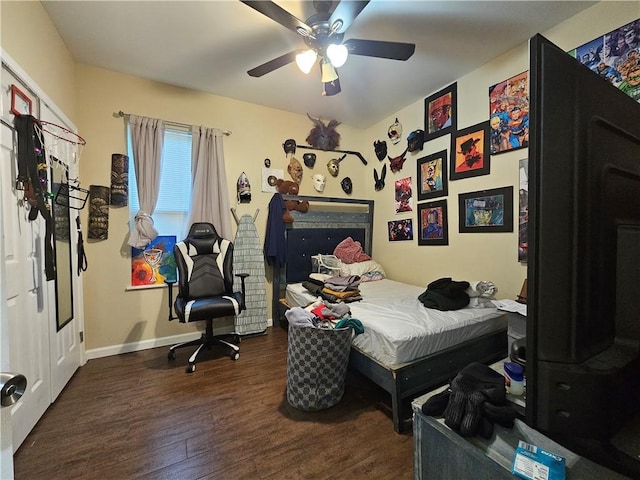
[85,317,273,360]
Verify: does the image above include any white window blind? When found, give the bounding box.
[128,127,192,236]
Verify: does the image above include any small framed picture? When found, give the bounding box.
[418,199,448,246]
[489,71,529,155]
[417,150,448,201]
[424,82,457,142]
[458,186,514,233]
[450,121,491,180]
[388,219,414,241]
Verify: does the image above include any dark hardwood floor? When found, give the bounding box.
[13,327,413,479]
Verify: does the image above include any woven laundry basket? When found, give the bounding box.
[286,324,352,411]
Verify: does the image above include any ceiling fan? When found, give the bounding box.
[240,0,415,94]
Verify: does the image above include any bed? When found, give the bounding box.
[274,195,508,433]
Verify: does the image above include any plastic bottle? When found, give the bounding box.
[504,362,525,396]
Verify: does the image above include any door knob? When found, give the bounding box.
[0,372,27,406]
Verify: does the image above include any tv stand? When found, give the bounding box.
[412,388,630,479]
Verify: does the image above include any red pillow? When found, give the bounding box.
[333,237,372,264]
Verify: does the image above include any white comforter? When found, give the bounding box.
[286,278,506,366]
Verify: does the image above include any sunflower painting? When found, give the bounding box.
[131,236,177,286]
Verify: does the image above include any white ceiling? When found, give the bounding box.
[41,1,597,128]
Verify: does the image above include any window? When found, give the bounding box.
[128,126,192,237]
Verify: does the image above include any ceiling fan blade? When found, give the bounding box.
[328,1,370,34]
[240,1,312,37]
[343,39,415,61]
[247,51,300,77]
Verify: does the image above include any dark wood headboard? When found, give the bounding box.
[273,195,374,325]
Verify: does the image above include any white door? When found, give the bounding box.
[39,102,83,401]
[1,65,16,480]
[1,57,84,455]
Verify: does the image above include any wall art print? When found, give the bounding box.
[418,199,448,246]
[488,71,529,154]
[450,122,491,180]
[394,176,413,213]
[388,219,414,242]
[131,235,177,286]
[570,18,640,103]
[518,159,528,263]
[424,82,457,142]
[458,186,514,233]
[417,150,448,201]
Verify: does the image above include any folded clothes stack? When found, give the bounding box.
[303,275,363,303]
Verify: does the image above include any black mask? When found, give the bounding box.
[341,177,353,195]
[374,140,387,161]
[283,138,296,155]
[303,153,316,168]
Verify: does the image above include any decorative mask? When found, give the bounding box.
[326,153,346,177]
[407,129,425,152]
[237,172,251,203]
[388,148,408,173]
[264,158,271,168]
[374,164,387,191]
[341,177,353,195]
[312,173,326,192]
[283,138,296,155]
[288,156,303,184]
[387,117,402,145]
[374,140,387,161]
[303,152,316,168]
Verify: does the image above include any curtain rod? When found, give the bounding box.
[117,111,231,136]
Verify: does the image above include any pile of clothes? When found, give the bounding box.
[285,306,364,334]
[302,275,362,304]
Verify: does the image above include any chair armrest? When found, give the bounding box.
[165,280,177,320]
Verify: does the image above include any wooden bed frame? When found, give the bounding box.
[275,195,507,433]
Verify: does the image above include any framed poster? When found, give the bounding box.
[450,121,491,180]
[488,70,529,154]
[418,199,448,246]
[424,82,457,142]
[131,235,177,286]
[458,187,514,233]
[417,150,448,201]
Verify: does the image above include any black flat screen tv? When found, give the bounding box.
[527,34,640,477]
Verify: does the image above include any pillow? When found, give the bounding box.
[340,259,386,277]
[309,272,332,282]
[333,237,372,264]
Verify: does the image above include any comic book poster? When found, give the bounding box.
[394,177,413,213]
[570,18,640,102]
[488,71,529,155]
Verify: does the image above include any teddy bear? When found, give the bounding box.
[276,178,309,223]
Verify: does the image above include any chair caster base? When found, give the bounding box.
[231,351,240,361]
[168,350,176,360]
[186,363,196,373]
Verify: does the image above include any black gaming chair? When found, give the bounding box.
[166,222,248,373]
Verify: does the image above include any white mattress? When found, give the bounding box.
[286,278,507,367]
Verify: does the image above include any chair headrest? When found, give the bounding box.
[187,222,218,239]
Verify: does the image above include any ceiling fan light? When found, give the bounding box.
[327,44,348,68]
[295,49,317,74]
[320,61,339,83]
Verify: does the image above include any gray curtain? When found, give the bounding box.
[187,126,232,240]
[127,115,165,248]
